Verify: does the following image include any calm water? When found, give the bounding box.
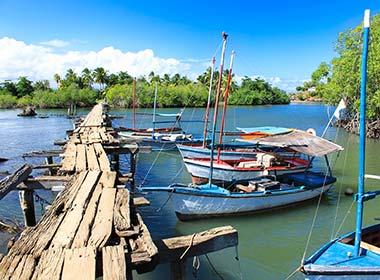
[1,103,380,279]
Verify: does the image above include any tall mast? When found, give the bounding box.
[354,9,370,257]
[217,51,235,162]
[208,32,228,186]
[152,82,158,139]
[132,78,136,129]
[202,57,216,148]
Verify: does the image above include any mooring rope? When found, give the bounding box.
[205,254,225,280]
[180,233,196,259]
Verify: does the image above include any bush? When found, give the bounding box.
[0,94,17,108]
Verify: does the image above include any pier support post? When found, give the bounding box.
[130,151,137,192]
[113,154,120,172]
[170,259,186,280]
[45,156,56,175]
[18,189,36,227]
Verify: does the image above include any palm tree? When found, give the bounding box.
[93,67,108,92]
[54,73,61,88]
[81,68,93,88]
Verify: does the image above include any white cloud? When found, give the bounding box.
[39,39,70,48]
[235,74,306,92]
[0,37,191,85]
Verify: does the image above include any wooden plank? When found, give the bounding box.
[61,143,77,173]
[361,241,380,254]
[114,188,131,237]
[130,213,158,269]
[50,171,100,249]
[102,245,127,280]
[0,164,32,200]
[94,143,110,171]
[31,248,64,280]
[88,187,116,249]
[1,254,22,279]
[10,254,35,280]
[61,247,96,280]
[154,226,238,264]
[75,144,87,172]
[72,172,116,248]
[133,197,150,207]
[86,144,100,171]
[7,172,88,257]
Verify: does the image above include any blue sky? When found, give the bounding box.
[0,0,378,91]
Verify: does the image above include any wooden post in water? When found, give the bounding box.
[130,151,138,192]
[45,156,56,175]
[18,189,36,227]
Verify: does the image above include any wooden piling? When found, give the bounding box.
[18,189,36,227]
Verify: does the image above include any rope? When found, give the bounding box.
[330,131,350,240]
[180,233,196,259]
[283,265,302,280]
[205,254,225,280]
[192,256,200,279]
[235,245,244,280]
[155,189,174,212]
[334,199,356,239]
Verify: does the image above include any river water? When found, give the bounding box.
[0,103,379,279]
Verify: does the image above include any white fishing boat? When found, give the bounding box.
[184,129,342,184]
[168,172,336,220]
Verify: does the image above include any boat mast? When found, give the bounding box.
[132,78,136,129]
[354,9,370,257]
[208,32,228,185]
[202,57,216,148]
[152,82,158,139]
[217,51,235,162]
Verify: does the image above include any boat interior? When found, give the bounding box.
[340,224,380,253]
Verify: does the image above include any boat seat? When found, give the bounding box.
[237,160,262,168]
[236,184,255,193]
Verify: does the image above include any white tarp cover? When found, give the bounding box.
[238,129,344,157]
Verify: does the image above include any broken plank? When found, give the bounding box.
[88,187,116,249]
[133,197,150,207]
[0,164,32,200]
[61,247,96,280]
[102,245,127,280]
[114,188,131,237]
[154,226,238,264]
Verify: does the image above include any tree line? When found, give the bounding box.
[292,14,380,122]
[0,66,290,109]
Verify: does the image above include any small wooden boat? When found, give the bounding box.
[184,155,309,184]
[302,11,380,279]
[166,172,336,220]
[0,157,8,163]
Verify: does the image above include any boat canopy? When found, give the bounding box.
[236,126,292,135]
[156,113,182,117]
[237,129,343,157]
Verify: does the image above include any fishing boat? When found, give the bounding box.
[140,32,342,220]
[177,127,303,160]
[302,10,380,279]
[118,81,206,151]
[183,128,343,184]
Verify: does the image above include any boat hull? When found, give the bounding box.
[184,158,307,183]
[171,183,332,220]
[177,144,258,160]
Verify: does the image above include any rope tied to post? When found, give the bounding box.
[180,233,196,260]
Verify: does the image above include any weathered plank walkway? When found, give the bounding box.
[0,103,238,279]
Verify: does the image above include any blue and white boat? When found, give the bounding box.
[302,10,380,279]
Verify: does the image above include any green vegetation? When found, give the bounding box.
[0,66,290,109]
[293,14,380,120]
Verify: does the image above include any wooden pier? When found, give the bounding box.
[0,103,238,279]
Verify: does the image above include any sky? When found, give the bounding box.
[0,0,378,91]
